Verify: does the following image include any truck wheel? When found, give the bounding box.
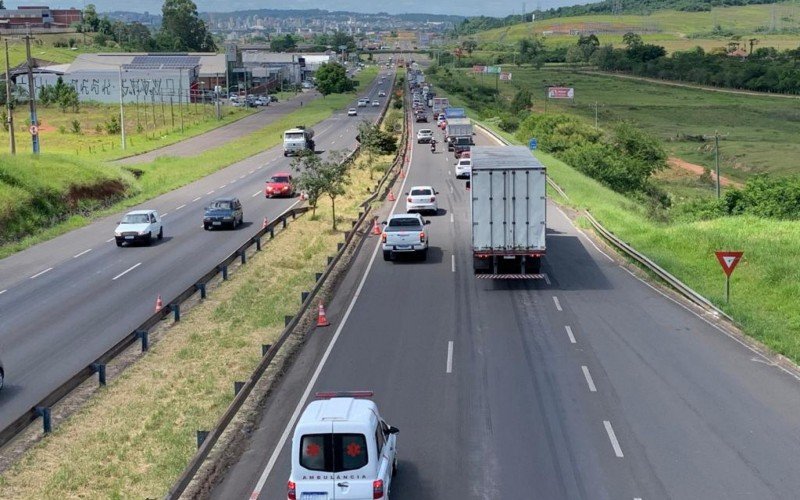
[283,151,288,157]
[383,250,391,261]
[392,458,398,477]
[115,239,123,247]
[146,232,153,246]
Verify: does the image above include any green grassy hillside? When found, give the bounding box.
[472,2,800,53]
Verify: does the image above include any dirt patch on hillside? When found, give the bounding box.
[66,179,129,208]
[668,157,743,188]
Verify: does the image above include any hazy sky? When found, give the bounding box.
[5,0,593,17]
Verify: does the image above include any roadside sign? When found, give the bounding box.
[29,125,38,136]
[500,72,512,81]
[715,251,743,277]
[472,65,486,73]
[715,250,743,303]
[486,66,501,74]
[529,138,538,150]
[548,87,574,99]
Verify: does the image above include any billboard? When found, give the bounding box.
[548,87,575,99]
[500,72,512,81]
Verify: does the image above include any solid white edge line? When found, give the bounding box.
[553,296,563,311]
[446,341,454,374]
[73,248,92,258]
[112,262,141,281]
[176,204,186,211]
[451,254,455,273]
[581,366,597,392]
[30,267,53,279]
[565,325,576,344]
[603,420,624,458]
[249,116,416,499]
[192,196,202,202]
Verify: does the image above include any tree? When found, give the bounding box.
[510,88,532,113]
[160,0,216,52]
[291,150,349,229]
[462,39,478,55]
[314,63,355,96]
[83,4,99,32]
[622,32,643,49]
[270,34,296,52]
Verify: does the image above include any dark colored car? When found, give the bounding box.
[415,112,428,123]
[204,197,243,230]
[265,173,295,198]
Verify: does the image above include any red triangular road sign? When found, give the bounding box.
[715,251,743,277]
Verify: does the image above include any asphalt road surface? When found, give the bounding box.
[211,109,800,499]
[116,89,322,165]
[0,69,393,432]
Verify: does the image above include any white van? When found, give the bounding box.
[288,391,398,499]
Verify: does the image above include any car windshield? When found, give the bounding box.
[209,201,231,210]
[285,132,305,140]
[411,188,432,196]
[121,214,150,224]
[300,433,368,473]
[419,130,432,135]
[270,176,290,183]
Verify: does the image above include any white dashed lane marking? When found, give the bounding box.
[553,296,563,311]
[176,204,186,211]
[565,326,576,344]
[30,268,53,279]
[604,421,624,458]
[192,196,202,202]
[73,248,92,258]
[112,262,141,281]
[446,341,454,373]
[581,366,597,392]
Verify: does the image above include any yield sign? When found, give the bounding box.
[715,251,743,277]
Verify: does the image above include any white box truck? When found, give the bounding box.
[283,126,315,156]
[445,118,473,150]
[470,146,546,277]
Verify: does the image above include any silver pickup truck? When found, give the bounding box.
[381,213,430,261]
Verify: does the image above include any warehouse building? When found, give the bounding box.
[0,5,82,30]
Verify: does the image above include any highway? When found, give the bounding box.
[0,68,392,431]
[211,104,800,499]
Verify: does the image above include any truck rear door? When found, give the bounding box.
[488,168,546,250]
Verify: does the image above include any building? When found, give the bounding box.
[0,6,82,30]
[15,53,227,104]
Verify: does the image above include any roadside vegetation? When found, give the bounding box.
[0,84,400,498]
[0,67,378,258]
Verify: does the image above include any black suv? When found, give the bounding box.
[204,197,244,230]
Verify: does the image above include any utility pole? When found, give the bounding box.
[178,67,184,133]
[4,38,16,154]
[594,101,598,129]
[715,131,721,199]
[25,27,40,154]
[118,65,126,150]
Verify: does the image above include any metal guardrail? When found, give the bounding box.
[165,70,407,499]
[0,205,312,449]
[471,120,734,323]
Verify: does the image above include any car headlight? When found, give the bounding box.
[224,216,233,220]
[114,231,121,237]
[138,230,148,235]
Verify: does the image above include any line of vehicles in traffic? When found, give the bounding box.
[113,173,296,247]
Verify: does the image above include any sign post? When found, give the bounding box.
[715,251,743,303]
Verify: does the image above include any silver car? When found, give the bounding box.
[405,186,439,215]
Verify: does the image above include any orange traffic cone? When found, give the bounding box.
[371,217,382,235]
[155,294,163,312]
[399,170,406,179]
[262,217,269,229]
[317,302,330,327]
[388,191,396,202]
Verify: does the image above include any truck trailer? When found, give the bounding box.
[445,118,473,149]
[470,146,546,277]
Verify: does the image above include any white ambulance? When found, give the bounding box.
[288,391,399,499]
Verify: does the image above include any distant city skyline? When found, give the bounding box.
[4,0,596,17]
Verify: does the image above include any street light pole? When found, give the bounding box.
[118,65,126,149]
[4,38,16,154]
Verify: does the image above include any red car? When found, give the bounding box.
[265,173,295,198]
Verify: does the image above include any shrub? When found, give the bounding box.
[498,114,519,133]
[70,119,81,134]
[105,116,121,135]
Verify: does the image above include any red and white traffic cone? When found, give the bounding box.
[371,217,382,235]
[399,169,406,179]
[317,302,330,327]
[387,191,396,202]
[155,294,163,312]
[262,217,269,229]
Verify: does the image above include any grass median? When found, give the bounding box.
[0,128,397,498]
[0,67,379,259]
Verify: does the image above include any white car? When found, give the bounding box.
[357,98,368,107]
[405,186,439,214]
[372,100,380,107]
[348,108,358,116]
[378,90,387,97]
[455,158,472,179]
[416,128,433,144]
[288,391,398,500]
[382,213,430,261]
[114,210,163,246]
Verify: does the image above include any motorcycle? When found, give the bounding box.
[430,141,436,153]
